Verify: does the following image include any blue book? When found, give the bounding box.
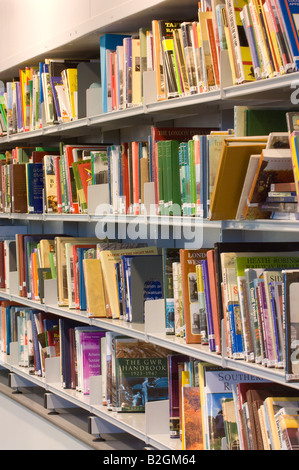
[26,163,44,214]
[77,247,96,310]
[121,255,133,321]
[100,33,130,113]
[50,76,63,121]
[30,310,42,376]
[201,259,216,353]
[276,0,299,70]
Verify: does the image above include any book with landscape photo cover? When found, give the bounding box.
[114,337,170,412]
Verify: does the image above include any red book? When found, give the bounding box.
[121,142,130,213]
[131,141,140,215]
[207,249,221,354]
[0,241,5,288]
[54,156,62,213]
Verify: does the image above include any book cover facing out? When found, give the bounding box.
[81,330,106,394]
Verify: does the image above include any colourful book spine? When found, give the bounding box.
[188,139,196,216]
[276,0,299,70]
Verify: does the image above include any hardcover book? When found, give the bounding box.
[114,336,170,412]
[81,329,106,395]
[209,137,268,220]
[99,246,158,319]
[180,248,209,344]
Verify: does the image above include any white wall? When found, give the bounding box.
[0,0,166,75]
[0,392,91,450]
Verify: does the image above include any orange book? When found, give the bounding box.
[152,20,167,101]
[31,252,39,300]
[180,248,209,344]
[206,18,220,86]
[182,387,204,450]
[207,249,221,354]
[131,141,140,215]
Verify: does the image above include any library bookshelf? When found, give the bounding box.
[1,0,299,451]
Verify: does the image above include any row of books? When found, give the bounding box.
[100,0,299,110]
[163,239,299,385]
[1,0,299,134]
[0,126,220,217]
[0,306,170,411]
[1,108,296,218]
[3,231,299,385]
[177,358,299,450]
[3,58,95,135]
[1,304,298,451]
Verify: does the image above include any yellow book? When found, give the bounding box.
[152,19,166,101]
[83,258,107,317]
[173,28,190,95]
[39,239,55,269]
[99,246,158,319]
[209,136,268,220]
[19,68,27,131]
[55,236,99,306]
[225,0,255,83]
[259,0,282,74]
[132,38,142,106]
[220,6,238,85]
[290,133,299,199]
[249,0,274,78]
[258,405,271,450]
[198,10,216,90]
[66,68,78,119]
[181,370,190,448]
[198,362,213,450]
[264,396,299,450]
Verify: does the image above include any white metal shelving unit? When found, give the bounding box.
[1,0,299,450]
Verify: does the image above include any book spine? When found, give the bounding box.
[201,259,216,352]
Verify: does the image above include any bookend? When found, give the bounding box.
[86,84,102,117]
[9,371,37,394]
[44,278,58,306]
[44,393,78,415]
[8,271,19,296]
[89,375,102,405]
[220,50,234,93]
[88,416,123,442]
[221,318,227,368]
[142,71,157,105]
[143,181,156,216]
[7,341,18,366]
[144,299,165,335]
[87,184,110,215]
[145,399,170,441]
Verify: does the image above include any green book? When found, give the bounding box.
[246,109,291,136]
[188,139,196,216]
[165,140,181,216]
[157,140,165,215]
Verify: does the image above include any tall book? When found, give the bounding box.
[100,34,130,113]
[226,0,255,83]
[180,248,209,344]
[152,20,182,101]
